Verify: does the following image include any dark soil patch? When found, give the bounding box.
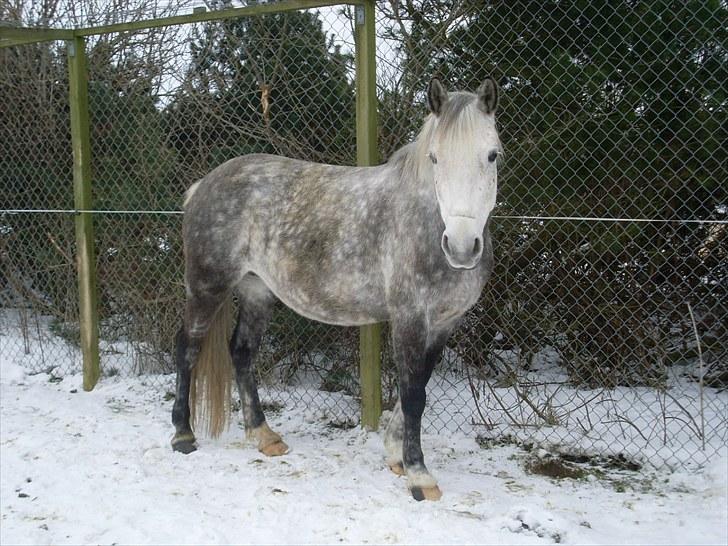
[526,457,587,479]
[475,433,642,481]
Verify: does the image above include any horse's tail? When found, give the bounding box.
[189,297,234,438]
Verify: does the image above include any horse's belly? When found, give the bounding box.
[278,297,383,326]
[254,268,389,327]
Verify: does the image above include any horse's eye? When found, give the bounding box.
[488,150,498,163]
[428,152,437,164]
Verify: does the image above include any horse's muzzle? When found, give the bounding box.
[441,218,483,270]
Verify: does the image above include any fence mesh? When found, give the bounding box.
[1,1,726,467]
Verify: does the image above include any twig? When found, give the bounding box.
[509,375,556,425]
[20,307,30,354]
[464,363,495,430]
[686,303,706,451]
[662,387,703,440]
[481,368,523,427]
[604,416,650,443]
[27,365,58,376]
[46,232,74,264]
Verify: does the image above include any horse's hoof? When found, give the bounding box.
[410,485,442,501]
[259,440,289,457]
[171,433,197,454]
[253,423,289,456]
[388,462,405,476]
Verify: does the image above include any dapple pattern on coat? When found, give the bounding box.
[171,77,501,501]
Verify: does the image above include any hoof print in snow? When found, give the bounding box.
[508,510,564,543]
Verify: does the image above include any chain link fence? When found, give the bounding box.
[2,0,726,467]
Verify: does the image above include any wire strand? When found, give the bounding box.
[1,209,184,215]
[2,209,727,224]
[492,215,728,225]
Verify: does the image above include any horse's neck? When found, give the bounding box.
[385,142,443,235]
[387,141,436,196]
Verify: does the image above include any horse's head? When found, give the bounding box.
[424,77,501,270]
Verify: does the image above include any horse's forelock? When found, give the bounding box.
[413,93,499,171]
[388,91,502,184]
[436,93,500,152]
[436,93,479,135]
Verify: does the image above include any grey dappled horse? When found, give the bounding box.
[171,77,501,501]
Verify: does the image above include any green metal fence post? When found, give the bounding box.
[354,0,382,430]
[67,35,101,391]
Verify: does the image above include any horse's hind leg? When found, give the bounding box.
[171,290,229,453]
[230,274,288,456]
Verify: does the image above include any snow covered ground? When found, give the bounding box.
[1,318,727,545]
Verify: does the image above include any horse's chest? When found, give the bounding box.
[427,273,484,326]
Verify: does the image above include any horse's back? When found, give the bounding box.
[185,154,364,212]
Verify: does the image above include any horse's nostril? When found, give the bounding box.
[442,234,450,254]
[473,237,482,256]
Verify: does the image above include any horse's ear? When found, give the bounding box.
[428,78,448,116]
[477,77,499,114]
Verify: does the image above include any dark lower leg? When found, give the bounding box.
[400,369,439,500]
[229,285,288,456]
[171,327,203,453]
[400,377,430,476]
[170,291,229,453]
[388,332,448,470]
[393,325,450,500]
[230,321,266,432]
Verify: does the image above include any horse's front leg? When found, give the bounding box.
[389,317,450,501]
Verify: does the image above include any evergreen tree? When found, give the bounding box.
[167,10,356,170]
